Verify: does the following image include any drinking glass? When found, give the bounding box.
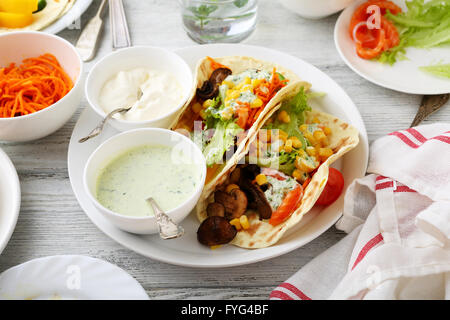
[179,0,258,44]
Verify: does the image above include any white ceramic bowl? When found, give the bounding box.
[0,147,20,255]
[279,0,357,19]
[83,128,206,235]
[0,32,83,142]
[85,46,193,132]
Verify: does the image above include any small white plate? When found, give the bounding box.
[0,255,149,300]
[43,0,93,34]
[335,0,450,94]
[68,44,369,268]
[0,147,20,255]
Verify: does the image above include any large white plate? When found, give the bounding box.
[0,147,20,255]
[0,255,149,299]
[68,44,369,268]
[335,0,450,95]
[43,0,93,34]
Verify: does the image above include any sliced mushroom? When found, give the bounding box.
[197,216,237,246]
[214,189,248,220]
[207,202,225,218]
[196,68,232,100]
[239,175,273,220]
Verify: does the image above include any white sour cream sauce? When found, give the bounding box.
[96,145,201,217]
[99,68,184,122]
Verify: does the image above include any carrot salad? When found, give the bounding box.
[0,53,73,118]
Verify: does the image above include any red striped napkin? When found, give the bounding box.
[270,124,450,300]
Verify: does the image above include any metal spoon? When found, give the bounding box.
[146,197,185,240]
[79,89,143,143]
[410,94,449,127]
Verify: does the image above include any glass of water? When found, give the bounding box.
[179,0,258,44]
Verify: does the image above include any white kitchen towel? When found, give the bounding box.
[270,123,450,300]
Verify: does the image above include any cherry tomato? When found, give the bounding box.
[315,168,345,206]
[269,185,303,226]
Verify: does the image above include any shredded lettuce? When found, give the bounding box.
[202,120,243,167]
[380,0,450,65]
[420,63,450,78]
[265,87,311,150]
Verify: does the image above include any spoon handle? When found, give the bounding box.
[78,107,129,143]
[147,198,184,240]
[410,94,449,128]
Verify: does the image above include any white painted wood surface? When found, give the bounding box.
[0,0,449,299]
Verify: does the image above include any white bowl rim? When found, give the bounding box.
[85,45,194,126]
[0,147,21,254]
[0,31,83,122]
[83,127,207,221]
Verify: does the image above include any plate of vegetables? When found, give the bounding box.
[0,0,93,35]
[335,0,450,94]
[68,44,369,267]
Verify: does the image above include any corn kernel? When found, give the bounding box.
[226,184,240,193]
[295,158,317,173]
[252,79,263,87]
[312,117,320,124]
[313,130,328,146]
[230,218,242,230]
[298,149,307,157]
[255,174,268,186]
[240,215,250,230]
[192,102,202,114]
[306,146,317,157]
[290,136,302,149]
[251,98,263,108]
[230,90,240,100]
[203,99,214,109]
[223,80,234,88]
[304,132,317,146]
[299,124,308,132]
[284,139,293,153]
[278,110,290,123]
[323,127,332,136]
[319,148,333,161]
[292,169,302,180]
[210,245,222,250]
[199,110,207,120]
[244,77,251,85]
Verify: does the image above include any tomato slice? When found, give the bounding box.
[356,28,386,59]
[269,185,303,226]
[315,168,345,206]
[349,0,402,39]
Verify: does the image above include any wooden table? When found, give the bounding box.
[0,0,449,300]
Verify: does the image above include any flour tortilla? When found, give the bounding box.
[170,55,306,191]
[0,0,70,34]
[195,82,360,249]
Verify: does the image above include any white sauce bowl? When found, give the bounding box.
[278,0,357,19]
[0,31,83,142]
[83,128,206,235]
[85,46,193,131]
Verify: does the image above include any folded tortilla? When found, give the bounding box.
[195,82,360,249]
[0,0,71,34]
[170,55,305,190]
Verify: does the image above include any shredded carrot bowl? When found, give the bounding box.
[0,31,83,142]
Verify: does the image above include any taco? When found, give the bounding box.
[0,0,73,34]
[171,56,304,189]
[195,82,360,249]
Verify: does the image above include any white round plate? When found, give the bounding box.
[0,255,149,300]
[43,0,93,34]
[68,44,369,268]
[335,0,450,94]
[0,147,20,255]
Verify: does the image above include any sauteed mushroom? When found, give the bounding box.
[206,202,225,218]
[238,167,273,220]
[197,216,237,246]
[196,68,232,100]
[214,189,248,220]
